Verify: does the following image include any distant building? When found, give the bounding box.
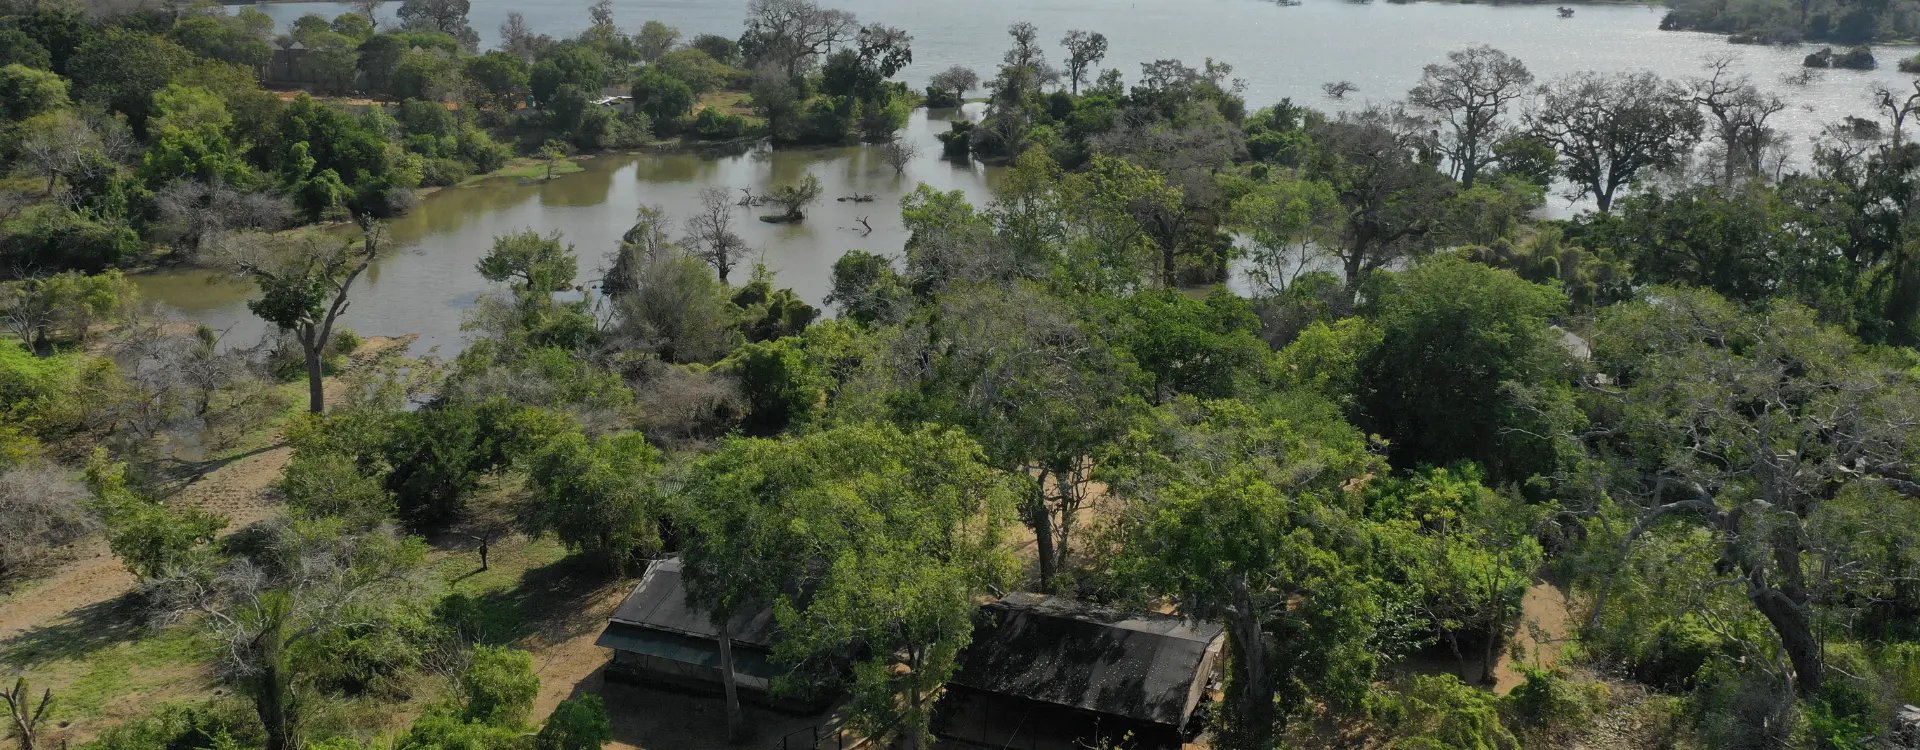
[267,40,319,89]
[934,593,1225,750]
[594,557,826,712]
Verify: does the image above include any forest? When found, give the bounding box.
[4,0,1920,749]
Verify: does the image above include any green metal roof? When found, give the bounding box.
[595,622,779,680]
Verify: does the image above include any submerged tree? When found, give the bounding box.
[1531,70,1703,212]
[1690,56,1786,186]
[766,173,823,222]
[1406,45,1534,189]
[683,187,748,281]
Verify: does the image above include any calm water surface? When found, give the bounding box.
[139,108,994,353]
[147,0,1920,350]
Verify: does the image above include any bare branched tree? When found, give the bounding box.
[153,179,294,259]
[1406,45,1535,188]
[743,0,858,78]
[1692,56,1787,187]
[0,466,95,589]
[880,137,920,176]
[15,110,104,199]
[682,187,748,282]
[2,677,55,750]
[1870,78,1920,149]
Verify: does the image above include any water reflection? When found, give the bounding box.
[136,108,997,353]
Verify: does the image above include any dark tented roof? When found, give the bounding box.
[594,622,778,679]
[949,593,1224,728]
[606,557,779,648]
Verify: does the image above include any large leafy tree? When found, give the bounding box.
[905,281,1142,591]
[1582,288,1920,697]
[1357,256,1577,485]
[66,28,192,132]
[1306,108,1459,297]
[524,430,665,570]
[1531,70,1703,213]
[677,424,1017,747]
[1089,287,1269,403]
[1108,397,1385,749]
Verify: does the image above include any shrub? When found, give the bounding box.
[86,455,224,581]
[420,157,474,186]
[1503,668,1606,735]
[279,450,393,526]
[535,695,612,750]
[1370,675,1520,750]
[0,463,95,587]
[461,646,540,727]
[1634,615,1722,690]
[82,700,262,750]
[456,125,513,173]
[693,107,746,139]
[0,205,142,272]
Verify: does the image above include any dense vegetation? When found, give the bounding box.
[6,1,1920,749]
[1661,0,1920,44]
[0,0,918,277]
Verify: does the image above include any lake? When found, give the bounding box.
[144,0,1920,352]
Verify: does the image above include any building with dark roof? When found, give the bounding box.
[594,565,1224,744]
[594,557,825,710]
[934,593,1225,750]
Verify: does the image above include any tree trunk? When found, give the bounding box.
[1749,583,1824,695]
[303,341,326,414]
[1030,478,1057,592]
[254,640,296,750]
[1223,578,1275,750]
[717,620,748,742]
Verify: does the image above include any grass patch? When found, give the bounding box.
[698,89,760,120]
[1,599,214,726]
[466,158,586,184]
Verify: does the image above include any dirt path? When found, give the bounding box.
[1493,580,1577,693]
[527,584,631,722]
[0,336,414,646]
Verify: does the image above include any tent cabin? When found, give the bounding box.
[934,593,1225,750]
[594,557,825,712]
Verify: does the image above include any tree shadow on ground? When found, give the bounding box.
[563,668,839,750]
[0,591,149,670]
[467,554,626,647]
